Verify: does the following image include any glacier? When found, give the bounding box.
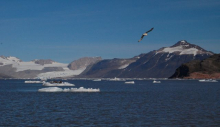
[37,67,86,79]
[0,56,85,79]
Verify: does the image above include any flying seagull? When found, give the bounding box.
[138,27,154,42]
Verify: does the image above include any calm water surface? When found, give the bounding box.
[0,79,220,126]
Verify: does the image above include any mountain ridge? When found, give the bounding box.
[0,56,99,79]
[78,40,214,78]
[0,40,215,79]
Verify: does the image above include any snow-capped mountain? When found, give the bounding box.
[78,40,214,78]
[0,56,86,79]
[0,56,22,63]
[156,40,213,56]
[0,40,215,79]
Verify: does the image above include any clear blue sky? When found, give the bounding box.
[0,0,220,63]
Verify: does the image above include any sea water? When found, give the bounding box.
[0,79,220,126]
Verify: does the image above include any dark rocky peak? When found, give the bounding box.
[171,40,190,47]
[33,59,54,65]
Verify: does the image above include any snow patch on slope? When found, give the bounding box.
[118,64,130,69]
[158,45,199,56]
[0,57,69,72]
[180,40,187,44]
[179,48,198,56]
[5,56,21,62]
[165,55,174,61]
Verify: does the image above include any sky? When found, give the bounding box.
[0,0,220,63]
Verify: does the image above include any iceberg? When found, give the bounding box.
[42,81,75,86]
[109,77,126,81]
[38,87,100,92]
[153,80,161,83]
[199,79,218,82]
[124,81,135,84]
[63,87,100,92]
[38,87,63,92]
[93,79,102,81]
[25,81,43,83]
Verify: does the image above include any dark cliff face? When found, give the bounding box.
[169,61,199,78]
[78,40,214,78]
[170,54,220,79]
[169,65,190,78]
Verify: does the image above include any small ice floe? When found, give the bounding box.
[63,87,100,92]
[43,81,75,86]
[124,81,135,84]
[93,79,102,81]
[198,79,218,82]
[153,80,161,83]
[25,81,43,83]
[38,87,63,92]
[109,77,126,81]
[38,87,100,92]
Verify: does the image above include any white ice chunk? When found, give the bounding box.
[43,81,75,86]
[38,87,100,92]
[68,87,100,92]
[25,81,43,83]
[38,87,63,92]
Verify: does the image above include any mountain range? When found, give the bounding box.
[0,56,100,79]
[0,40,215,79]
[78,40,213,78]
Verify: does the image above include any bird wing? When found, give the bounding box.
[138,35,145,42]
[145,27,154,33]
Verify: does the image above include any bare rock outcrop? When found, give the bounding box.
[170,54,220,79]
[68,57,102,70]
